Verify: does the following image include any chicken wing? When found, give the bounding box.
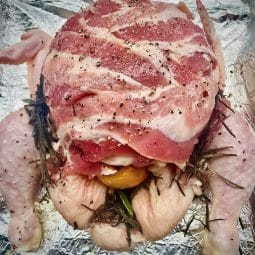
[0,29,52,94]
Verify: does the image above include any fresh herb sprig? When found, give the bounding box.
[24,75,62,185]
[91,191,141,246]
[186,91,244,189]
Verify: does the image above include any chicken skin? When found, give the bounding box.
[203,111,255,255]
[0,109,42,251]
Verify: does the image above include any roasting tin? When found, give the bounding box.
[0,0,255,254]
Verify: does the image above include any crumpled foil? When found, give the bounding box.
[0,0,255,254]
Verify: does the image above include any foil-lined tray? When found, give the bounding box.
[0,0,255,254]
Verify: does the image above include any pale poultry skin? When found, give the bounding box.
[0,109,41,251]
[203,110,255,255]
[49,171,107,230]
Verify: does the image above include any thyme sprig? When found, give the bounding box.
[24,75,62,185]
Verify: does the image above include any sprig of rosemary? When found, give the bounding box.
[24,75,62,186]
[91,191,139,228]
[91,191,141,246]
[186,91,244,190]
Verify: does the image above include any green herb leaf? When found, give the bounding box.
[23,98,35,104]
[118,191,134,218]
[24,75,62,186]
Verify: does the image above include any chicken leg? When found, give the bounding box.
[0,29,52,251]
[203,111,255,255]
[0,109,42,251]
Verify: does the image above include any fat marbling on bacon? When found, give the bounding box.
[42,0,221,175]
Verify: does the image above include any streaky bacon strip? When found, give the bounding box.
[86,1,169,29]
[91,0,122,15]
[69,138,151,175]
[97,122,198,163]
[52,32,166,87]
[113,18,203,42]
[43,52,143,92]
[70,139,144,162]
[46,82,214,132]
[44,82,95,107]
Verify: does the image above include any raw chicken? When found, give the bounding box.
[49,170,107,229]
[0,109,42,251]
[0,0,254,253]
[0,29,52,94]
[90,223,146,251]
[132,165,202,241]
[203,110,255,255]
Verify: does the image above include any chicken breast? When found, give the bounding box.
[0,109,42,251]
[43,0,221,175]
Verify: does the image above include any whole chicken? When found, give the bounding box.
[0,0,254,254]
